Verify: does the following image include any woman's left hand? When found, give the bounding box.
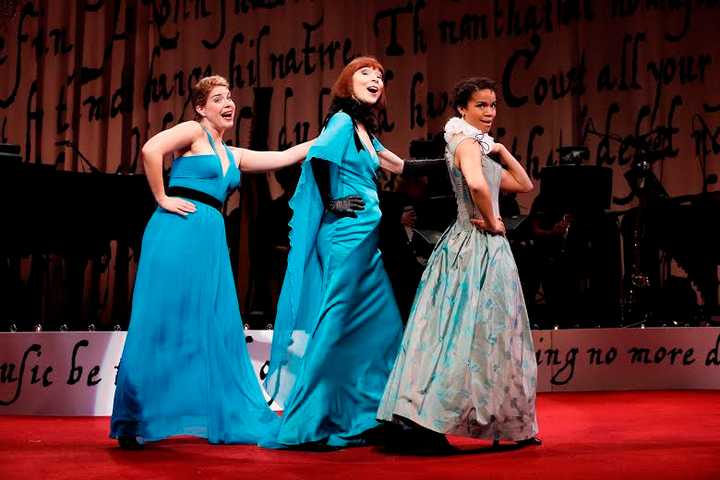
[470,216,506,236]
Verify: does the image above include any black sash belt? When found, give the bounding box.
[166,186,223,213]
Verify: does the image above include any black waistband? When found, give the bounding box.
[166,186,223,213]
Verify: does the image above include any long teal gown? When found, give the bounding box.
[264,112,404,448]
[110,129,280,444]
[377,130,538,442]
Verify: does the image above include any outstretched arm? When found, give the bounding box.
[402,158,446,176]
[230,140,314,173]
[377,148,405,174]
[378,149,446,176]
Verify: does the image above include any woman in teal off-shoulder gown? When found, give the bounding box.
[110,75,311,447]
[263,57,415,449]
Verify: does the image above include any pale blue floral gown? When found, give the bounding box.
[377,120,538,441]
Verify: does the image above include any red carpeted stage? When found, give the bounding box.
[1,390,718,479]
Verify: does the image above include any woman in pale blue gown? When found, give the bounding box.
[378,77,540,449]
[263,57,415,449]
[110,76,311,448]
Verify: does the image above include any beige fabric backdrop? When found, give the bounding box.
[1,0,719,325]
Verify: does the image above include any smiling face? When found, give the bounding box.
[351,66,384,105]
[457,88,497,133]
[196,85,235,131]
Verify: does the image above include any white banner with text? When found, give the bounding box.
[1,328,719,416]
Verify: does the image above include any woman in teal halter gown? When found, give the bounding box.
[110,76,311,447]
[263,57,411,448]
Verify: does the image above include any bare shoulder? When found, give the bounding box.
[454,136,481,166]
[455,137,481,154]
[159,121,206,157]
[173,120,204,137]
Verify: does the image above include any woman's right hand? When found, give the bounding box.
[326,195,365,218]
[470,217,506,235]
[158,195,197,217]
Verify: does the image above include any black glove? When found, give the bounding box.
[312,159,365,218]
[326,196,365,218]
[401,158,445,177]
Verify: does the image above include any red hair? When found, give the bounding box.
[331,56,387,110]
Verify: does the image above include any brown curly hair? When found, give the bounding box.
[191,75,230,121]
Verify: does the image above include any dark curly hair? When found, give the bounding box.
[451,77,497,117]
